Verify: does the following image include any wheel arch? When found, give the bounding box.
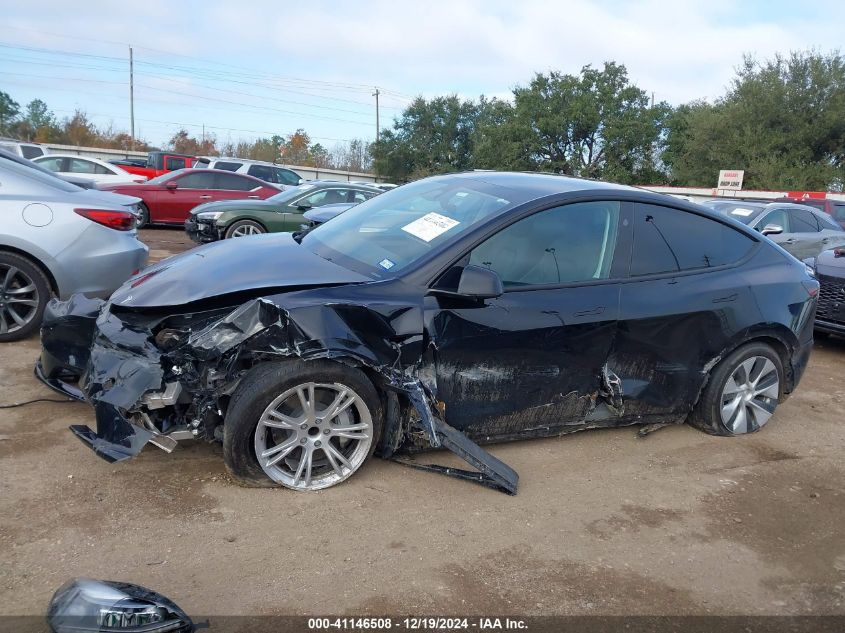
[0,244,59,295]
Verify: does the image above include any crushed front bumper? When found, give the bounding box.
[184,218,222,243]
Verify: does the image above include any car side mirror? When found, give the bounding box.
[430,265,504,301]
[165,181,178,190]
[297,202,312,211]
[761,224,783,236]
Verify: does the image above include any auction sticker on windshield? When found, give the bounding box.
[731,208,755,217]
[402,212,460,242]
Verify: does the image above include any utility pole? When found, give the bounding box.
[129,46,135,150]
[651,91,655,108]
[373,88,380,143]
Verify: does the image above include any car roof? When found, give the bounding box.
[203,156,296,168]
[442,170,639,197]
[305,179,381,189]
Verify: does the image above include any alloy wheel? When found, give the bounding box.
[0,264,40,335]
[719,356,780,433]
[231,224,262,237]
[253,382,373,490]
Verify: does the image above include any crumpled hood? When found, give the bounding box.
[109,232,369,308]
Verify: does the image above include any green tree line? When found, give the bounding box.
[371,51,845,190]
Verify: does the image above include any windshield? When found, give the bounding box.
[268,183,317,203]
[701,201,765,225]
[301,177,514,277]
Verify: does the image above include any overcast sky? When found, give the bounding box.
[1,0,842,149]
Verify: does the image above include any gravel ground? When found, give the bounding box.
[1,227,843,617]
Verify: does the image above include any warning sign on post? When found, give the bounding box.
[717,170,744,190]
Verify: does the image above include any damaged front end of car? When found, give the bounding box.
[37,283,521,494]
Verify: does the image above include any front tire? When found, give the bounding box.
[224,360,383,490]
[688,342,784,436]
[0,251,51,342]
[225,220,266,239]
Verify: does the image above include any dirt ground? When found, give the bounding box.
[1,227,843,617]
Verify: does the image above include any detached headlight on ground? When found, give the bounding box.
[195,211,223,220]
[47,578,194,632]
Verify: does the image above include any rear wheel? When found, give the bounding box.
[0,252,51,342]
[688,342,784,435]
[136,203,150,228]
[224,360,382,490]
[225,220,266,239]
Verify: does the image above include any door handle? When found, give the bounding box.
[200,195,212,199]
[573,306,605,317]
[783,238,797,244]
[248,195,260,199]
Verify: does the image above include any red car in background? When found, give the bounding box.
[115,151,199,180]
[101,169,281,227]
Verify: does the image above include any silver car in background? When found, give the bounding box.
[0,158,148,341]
[701,199,845,260]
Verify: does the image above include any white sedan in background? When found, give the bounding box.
[33,154,147,184]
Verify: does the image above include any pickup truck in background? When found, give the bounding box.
[111,151,198,180]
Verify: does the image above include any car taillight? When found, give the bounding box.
[74,208,135,231]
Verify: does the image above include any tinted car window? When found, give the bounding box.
[173,172,215,189]
[631,204,755,276]
[757,209,789,232]
[214,172,256,191]
[301,188,349,206]
[790,208,821,233]
[215,161,242,172]
[832,203,845,223]
[247,165,273,181]
[277,168,301,185]
[469,201,621,287]
[165,157,187,170]
[21,145,44,159]
[817,212,842,231]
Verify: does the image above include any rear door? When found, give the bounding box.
[782,207,835,260]
[610,202,759,421]
[212,172,265,203]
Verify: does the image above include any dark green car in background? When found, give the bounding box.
[185,180,383,242]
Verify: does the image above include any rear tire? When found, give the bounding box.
[224,360,383,490]
[136,203,150,228]
[225,220,266,239]
[688,342,784,436]
[0,251,52,342]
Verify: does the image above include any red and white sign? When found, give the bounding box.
[717,170,744,190]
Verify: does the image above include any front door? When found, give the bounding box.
[425,200,628,441]
[156,171,217,223]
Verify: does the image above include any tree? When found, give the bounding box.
[168,129,218,155]
[0,91,20,136]
[370,95,480,180]
[63,110,99,146]
[488,63,670,183]
[279,129,314,165]
[664,51,845,190]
